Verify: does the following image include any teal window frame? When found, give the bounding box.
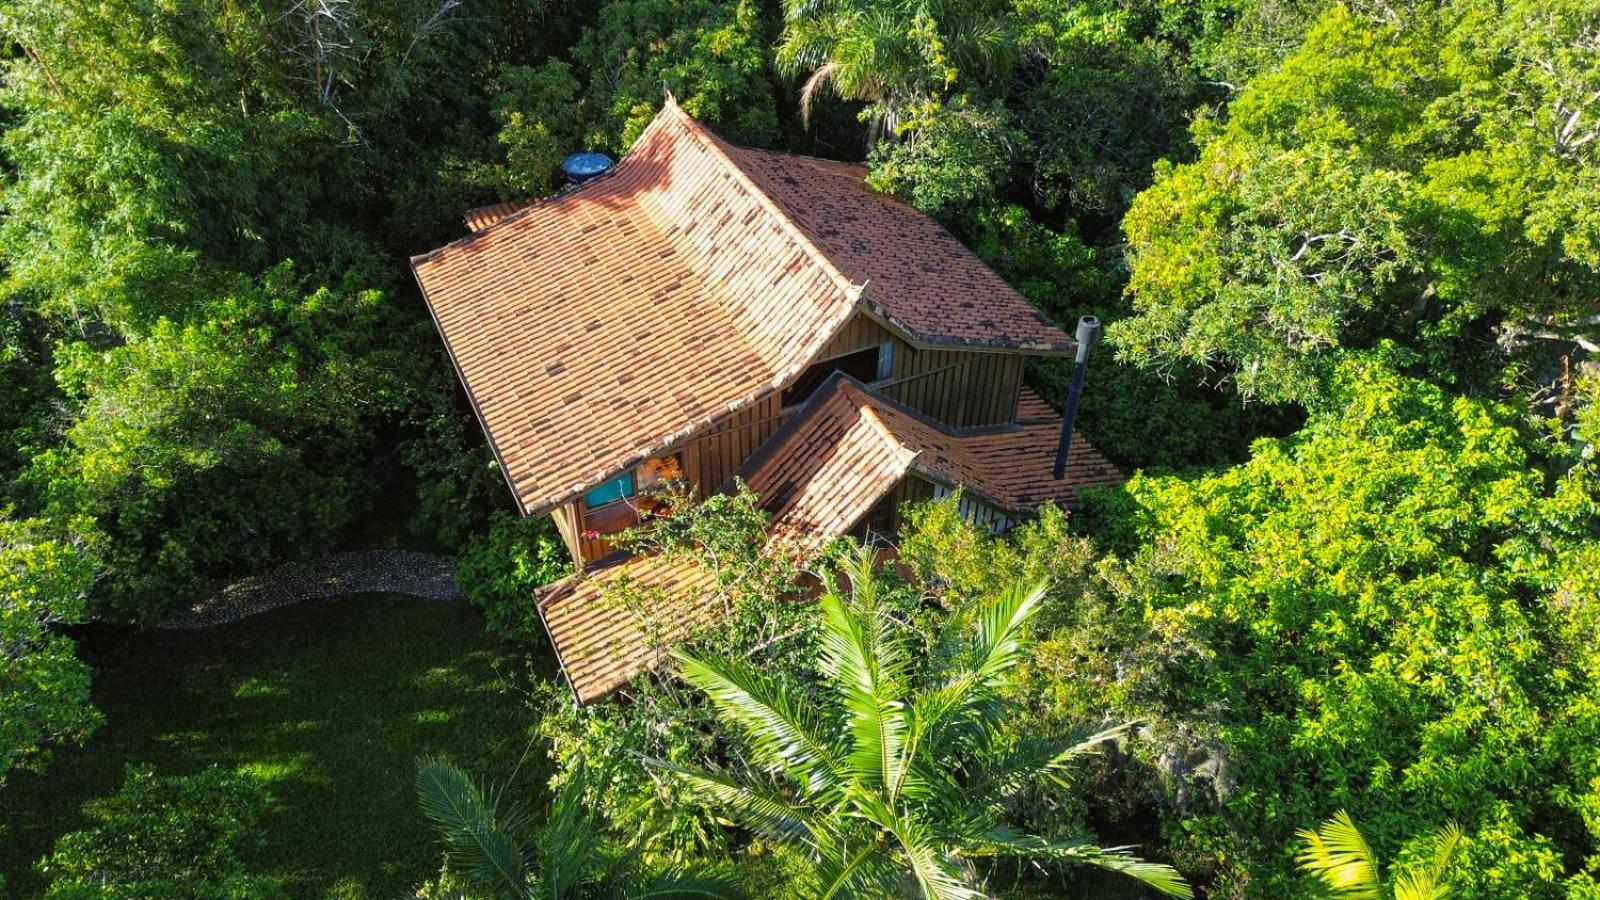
[583,472,636,508]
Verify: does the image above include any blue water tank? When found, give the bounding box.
[562,152,614,184]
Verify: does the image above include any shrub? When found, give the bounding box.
[455,511,572,645]
[1,515,100,787]
[1047,357,1600,897]
[36,764,281,899]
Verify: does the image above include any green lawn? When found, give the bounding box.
[0,594,555,899]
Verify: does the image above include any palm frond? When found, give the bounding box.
[813,839,895,899]
[542,757,608,900]
[1393,822,1462,900]
[912,579,1053,758]
[971,724,1133,806]
[818,548,911,796]
[633,868,749,899]
[641,756,821,851]
[672,649,841,791]
[414,756,534,900]
[857,793,984,900]
[974,826,1192,899]
[797,62,837,125]
[1296,811,1381,900]
[970,579,1048,685]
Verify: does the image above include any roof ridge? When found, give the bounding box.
[837,379,919,466]
[658,102,862,302]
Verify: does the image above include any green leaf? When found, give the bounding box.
[672,650,842,791]
[1295,811,1381,900]
[641,756,821,851]
[974,826,1193,899]
[414,756,535,900]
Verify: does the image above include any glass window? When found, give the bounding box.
[583,472,635,508]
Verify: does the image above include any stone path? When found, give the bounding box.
[158,549,460,630]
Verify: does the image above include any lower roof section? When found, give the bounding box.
[535,376,1122,705]
[536,555,721,703]
[742,376,1122,554]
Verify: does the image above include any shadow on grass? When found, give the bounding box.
[0,594,559,899]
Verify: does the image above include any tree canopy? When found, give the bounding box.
[1116,1,1600,403]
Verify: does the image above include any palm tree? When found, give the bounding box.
[645,546,1192,899]
[1296,810,1462,900]
[775,0,1014,140]
[414,756,742,899]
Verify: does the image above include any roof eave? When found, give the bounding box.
[855,301,1078,357]
[408,260,531,518]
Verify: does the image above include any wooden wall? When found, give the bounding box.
[557,314,1029,567]
[563,392,785,567]
[817,313,1024,429]
[680,393,783,493]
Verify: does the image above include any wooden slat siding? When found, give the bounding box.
[809,312,1029,430]
[685,393,782,491]
[932,482,1015,533]
[573,502,629,563]
[818,314,894,360]
[879,345,1025,429]
[570,394,785,566]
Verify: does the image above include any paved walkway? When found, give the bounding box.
[158,549,460,630]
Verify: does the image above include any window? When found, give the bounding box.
[583,472,635,508]
[782,343,892,407]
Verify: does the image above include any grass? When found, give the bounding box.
[0,594,557,899]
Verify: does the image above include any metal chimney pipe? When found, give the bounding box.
[1052,316,1101,480]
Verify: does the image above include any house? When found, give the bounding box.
[410,98,1121,702]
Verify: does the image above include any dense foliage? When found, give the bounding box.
[1032,358,1600,895]
[1116,1,1600,405]
[455,511,573,645]
[35,764,279,899]
[653,548,1191,898]
[416,755,742,899]
[2,0,1597,897]
[20,267,414,621]
[0,514,98,786]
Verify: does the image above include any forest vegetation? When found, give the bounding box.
[1,0,1597,897]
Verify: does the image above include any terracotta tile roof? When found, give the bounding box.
[537,554,721,703]
[412,99,1073,514]
[719,146,1071,352]
[463,198,533,231]
[743,377,1122,552]
[412,99,862,514]
[539,378,1122,704]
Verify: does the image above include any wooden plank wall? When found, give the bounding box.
[563,313,1028,566]
[571,503,630,563]
[568,393,784,566]
[883,348,1023,429]
[681,393,783,493]
[822,313,1024,429]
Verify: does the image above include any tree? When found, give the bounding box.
[414,756,742,899]
[0,0,330,329]
[1058,354,1600,896]
[20,265,416,621]
[455,511,572,645]
[1115,1,1600,406]
[1007,0,1201,219]
[575,0,779,151]
[775,0,1014,141]
[1297,811,1462,900]
[0,514,99,786]
[648,547,1192,899]
[36,764,281,899]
